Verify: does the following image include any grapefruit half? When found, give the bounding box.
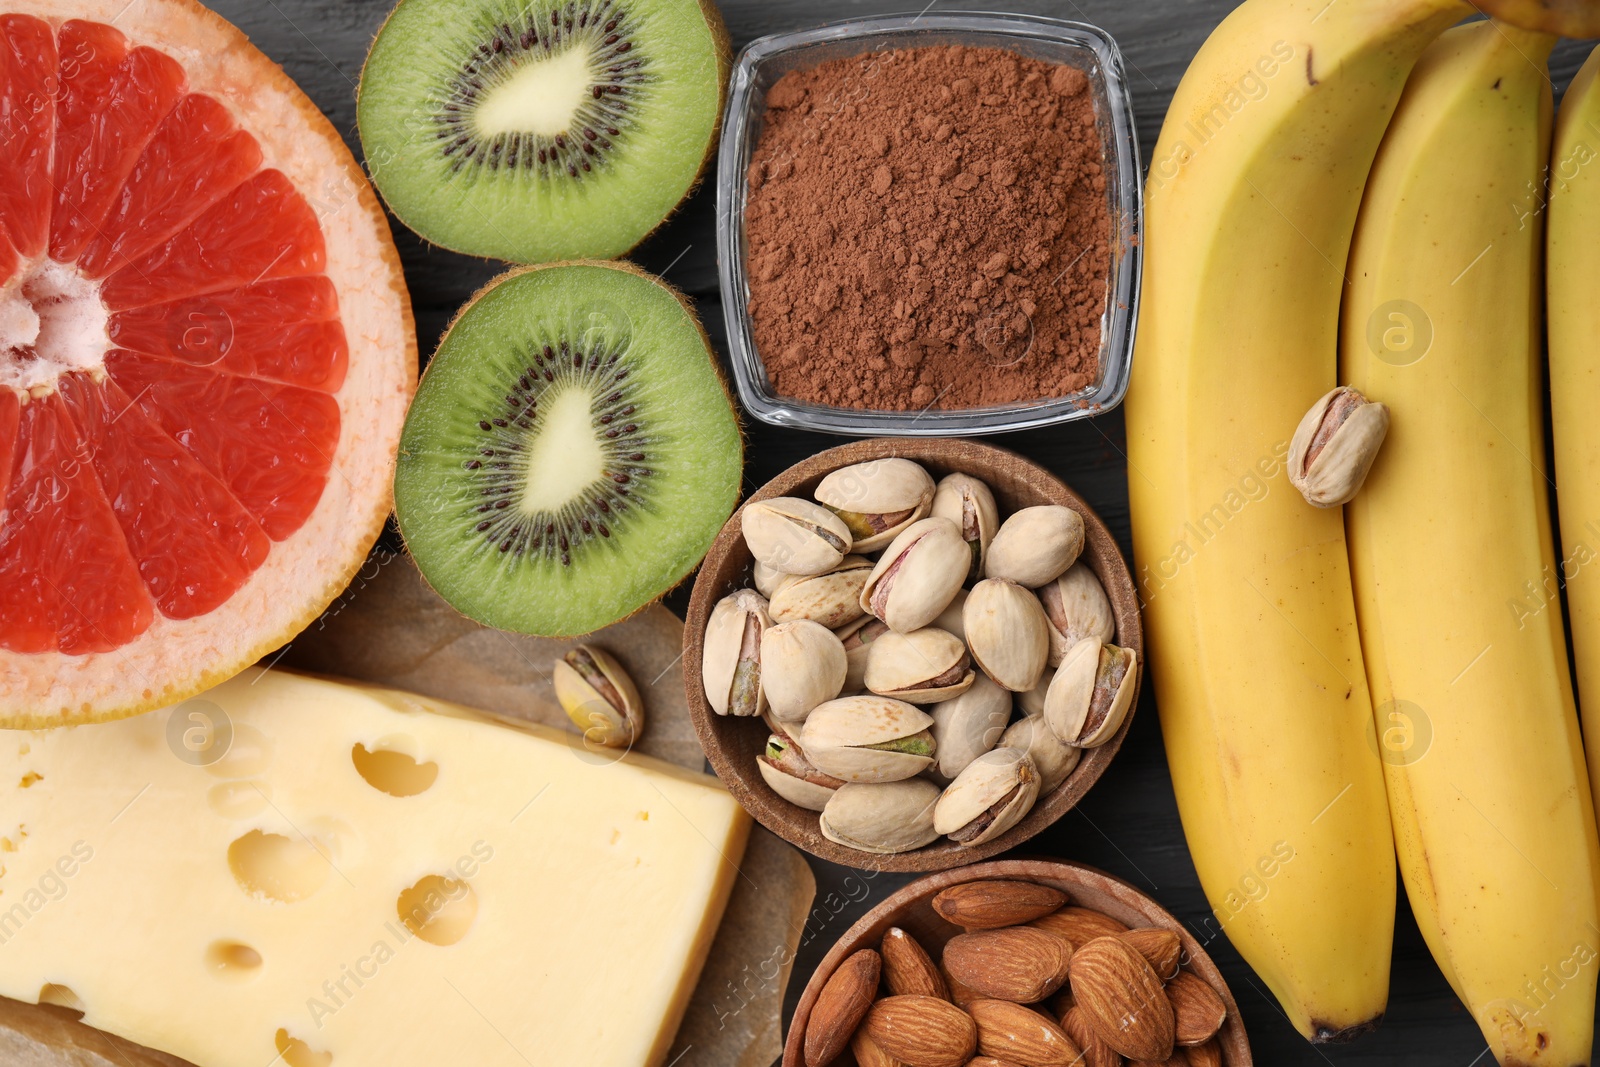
[0,0,416,728]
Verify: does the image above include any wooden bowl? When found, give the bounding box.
[683,438,1143,872]
[782,859,1253,1066]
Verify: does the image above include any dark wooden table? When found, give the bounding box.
[217,0,1600,1062]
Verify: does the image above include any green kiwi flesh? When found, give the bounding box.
[394,262,742,636]
[358,0,727,263]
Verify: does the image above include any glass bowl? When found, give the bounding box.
[714,12,1143,437]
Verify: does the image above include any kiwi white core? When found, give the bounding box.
[517,385,607,515]
[0,261,109,393]
[473,46,597,138]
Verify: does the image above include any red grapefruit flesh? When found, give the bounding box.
[0,0,415,727]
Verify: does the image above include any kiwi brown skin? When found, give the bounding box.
[356,0,733,265]
[400,258,746,637]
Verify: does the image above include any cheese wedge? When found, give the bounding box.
[0,669,749,1067]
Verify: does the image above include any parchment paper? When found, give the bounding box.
[0,552,815,1067]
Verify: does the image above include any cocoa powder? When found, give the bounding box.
[743,45,1111,412]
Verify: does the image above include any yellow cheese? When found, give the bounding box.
[0,669,749,1067]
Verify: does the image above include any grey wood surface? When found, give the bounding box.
[210,0,1600,1063]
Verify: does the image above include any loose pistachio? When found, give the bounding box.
[860,517,970,633]
[821,779,942,854]
[758,733,845,811]
[931,472,1000,583]
[929,673,1012,781]
[760,620,848,721]
[702,589,771,717]
[999,715,1081,793]
[552,645,643,748]
[769,555,873,629]
[799,696,937,782]
[1045,639,1138,747]
[1018,667,1054,717]
[752,560,791,599]
[814,458,936,552]
[933,747,1041,846]
[838,616,890,694]
[1039,562,1115,667]
[1288,385,1391,507]
[964,578,1051,692]
[984,505,1085,588]
[742,497,852,576]
[864,627,975,704]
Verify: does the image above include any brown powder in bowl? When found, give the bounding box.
[742,44,1112,413]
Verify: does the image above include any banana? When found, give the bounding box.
[1126,0,1464,1040]
[1551,47,1600,814]
[1342,21,1600,1065]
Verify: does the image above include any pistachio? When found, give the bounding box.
[551,645,643,748]
[814,458,937,552]
[838,616,890,694]
[934,588,968,642]
[864,627,975,704]
[702,589,771,717]
[984,505,1085,588]
[930,674,1012,780]
[931,472,1000,583]
[1045,640,1138,747]
[860,517,970,633]
[821,779,942,854]
[999,715,1081,793]
[752,559,791,599]
[1018,667,1053,717]
[799,696,937,782]
[743,497,852,576]
[934,747,1041,846]
[770,555,873,629]
[964,578,1051,692]
[761,620,849,721]
[1288,385,1391,507]
[758,732,845,811]
[1039,562,1115,667]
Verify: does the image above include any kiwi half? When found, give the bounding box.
[358,0,729,263]
[394,262,742,636]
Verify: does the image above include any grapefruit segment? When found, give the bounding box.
[0,14,55,259]
[0,388,18,507]
[0,392,154,655]
[101,169,326,311]
[78,93,263,279]
[58,373,269,619]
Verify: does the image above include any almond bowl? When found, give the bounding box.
[683,438,1143,872]
[783,858,1252,1066]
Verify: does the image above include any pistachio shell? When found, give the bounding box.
[821,780,942,854]
[1039,562,1115,667]
[838,616,890,694]
[1000,715,1081,793]
[964,578,1050,692]
[1018,667,1053,717]
[1288,386,1391,507]
[761,620,849,721]
[931,472,1000,583]
[800,696,937,782]
[702,590,771,717]
[860,517,969,633]
[934,588,968,642]
[770,555,873,628]
[815,459,937,552]
[984,505,1085,588]
[758,733,845,811]
[552,645,643,748]
[1045,640,1137,747]
[752,560,790,599]
[742,497,852,576]
[930,674,1012,780]
[934,747,1040,846]
[864,627,975,704]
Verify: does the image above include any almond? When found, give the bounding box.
[1028,906,1129,948]
[968,1060,1027,1067]
[1166,972,1227,1046]
[1118,928,1182,981]
[931,879,1068,929]
[883,926,950,999]
[804,948,881,1067]
[1129,1057,1188,1066]
[864,994,978,1067]
[1068,936,1176,1062]
[851,1029,904,1067]
[968,999,1081,1066]
[943,927,1072,1002]
[942,963,984,1008]
[1184,1038,1223,1067]
[1046,984,1075,1018]
[1060,1005,1123,1067]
